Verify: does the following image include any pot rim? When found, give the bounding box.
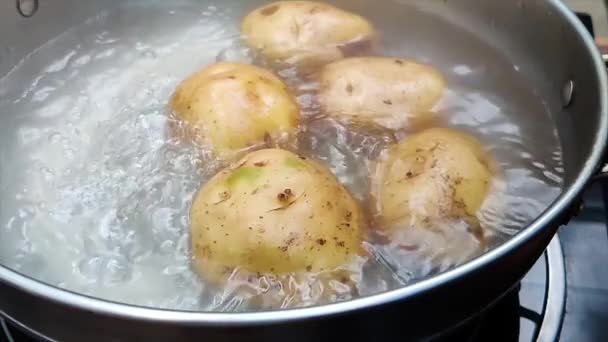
[1,0,607,327]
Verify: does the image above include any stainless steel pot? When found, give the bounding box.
[0,0,606,341]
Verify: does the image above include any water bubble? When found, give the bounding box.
[216,45,253,64]
[141,49,158,59]
[48,132,62,143]
[160,240,175,254]
[40,166,55,180]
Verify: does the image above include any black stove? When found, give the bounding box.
[2,11,608,342]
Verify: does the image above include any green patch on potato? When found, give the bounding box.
[284,157,307,170]
[226,167,264,187]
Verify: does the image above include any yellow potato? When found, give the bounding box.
[170,62,300,157]
[318,57,446,130]
[371,128,493,233]
[190,148,363,284]
[241,1,375,66]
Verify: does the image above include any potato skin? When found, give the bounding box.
[318,57,446,130]
[371,128,493,232]
[190,149,363,283]
[170,62,300,157]
[241,1,375,66]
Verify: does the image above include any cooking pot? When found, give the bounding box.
[0,0,606,341]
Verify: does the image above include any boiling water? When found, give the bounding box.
[0,1,562,311]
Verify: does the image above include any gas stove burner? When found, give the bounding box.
[0,320,11,342]
[435,236,566,342]
[522,237,566,342]
[0,236,567,342]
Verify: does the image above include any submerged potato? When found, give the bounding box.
[191,149,363,283]
[241,1,375,66]
[372,128,493,233]
[318,57,446,130]
[170,62,300,156]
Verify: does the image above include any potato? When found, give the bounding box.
[241,1,375,66]
[371,128,493,234]
[170,62,300,157]
[318,57,446,130]
[190,148,363,284]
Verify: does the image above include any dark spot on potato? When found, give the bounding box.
[199,246,212,257]
[227,75,236,80]
[285,233,298,247]
[317,238,327,246]
[395,59,404,65]
[383,99,393,105]
[340,276,349,283]
[278,246,288,252]
[346,83,354,95]
[326,201,333,210]
[213,190,231,205]
[336,241,345,247]
[277,189,295,204]
[259,216,264,219]
[246,90,261,103]
[306,265,312,272]
[261,4,279,16]
[299,155,307,160]
[345,211,352,221]
[454,200,466,210]
[430,142,442,152]
[254,160,268,167]
[399,244,418,251]
[406,171,413,178]
[264,132,272,146]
